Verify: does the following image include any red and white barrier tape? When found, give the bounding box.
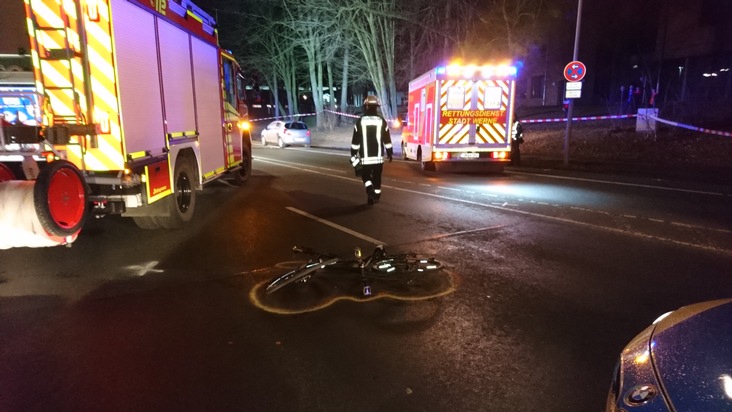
[249,112,319,123]
[648,115,732,138]
[324,109,359,119]
[522,114,636,123]
[249,110,731,138]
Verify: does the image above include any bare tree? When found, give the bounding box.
[282,0,342,128]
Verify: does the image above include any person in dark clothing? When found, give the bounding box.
[350,95,393,205]
[510,114,524,167]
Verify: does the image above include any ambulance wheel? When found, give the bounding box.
[233,147,252,185]
[417,148,435,171]
[157,158,196,229]
[33,160,89,237]
[401,143,407,160]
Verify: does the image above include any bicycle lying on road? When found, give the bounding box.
[265,245,444,297]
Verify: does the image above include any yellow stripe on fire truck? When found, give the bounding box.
[26,0,124,171]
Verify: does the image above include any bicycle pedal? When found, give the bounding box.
[363,286,372,296]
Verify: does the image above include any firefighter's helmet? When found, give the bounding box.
[364,95,380,107]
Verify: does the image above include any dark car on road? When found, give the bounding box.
[606,298,732,411]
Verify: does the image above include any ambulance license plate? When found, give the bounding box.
[459,152,479,159]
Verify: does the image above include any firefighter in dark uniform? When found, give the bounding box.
[350,95,393,205]
[511,113,524,166]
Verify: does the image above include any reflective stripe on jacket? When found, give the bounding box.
[351,115,393,165]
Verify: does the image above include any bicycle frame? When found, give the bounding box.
[264,245,442,297]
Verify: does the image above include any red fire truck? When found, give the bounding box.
[401,63,518,172]
[0,0,252,249]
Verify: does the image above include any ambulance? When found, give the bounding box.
[0,0,252,249]
[401,63,518,172]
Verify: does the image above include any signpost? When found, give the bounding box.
[564,61,586,82]
[563,0,584,167]
[565,80,583,99]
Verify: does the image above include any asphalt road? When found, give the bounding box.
[1,144,731,411]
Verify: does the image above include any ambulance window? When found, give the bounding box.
[222,59,236,106]
[484,86,503,109]
[446,87,465,110]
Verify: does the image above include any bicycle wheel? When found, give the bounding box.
[370,255,443,274]
[265,258,338,294]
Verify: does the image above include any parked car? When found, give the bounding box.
[606,298,732,412]
[260,120,311,148]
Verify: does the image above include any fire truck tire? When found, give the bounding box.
[132,216,161,230]
[33,160,89,237]
[232,147,252,185]
[157,157,196,229]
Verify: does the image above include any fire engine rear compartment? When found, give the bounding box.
[0,0,247,248]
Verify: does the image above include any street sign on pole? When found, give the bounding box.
[564,61,586,82]
[563,0,584,167]
[565,81,583,99]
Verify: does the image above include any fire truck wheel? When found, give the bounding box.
[157,157,196,229]
[33,160,89,237]
[233,148,252,185]
[133,216,161,229]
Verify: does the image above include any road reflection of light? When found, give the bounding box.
[466,181,593,205]
[721,375,732,399]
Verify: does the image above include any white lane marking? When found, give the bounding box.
[508,170,727,196]
[286,207,386,246]
[383,185,732,255]
[257,157,731,255]
[421,225,506,241]
[125,261,164,277]
[260,149,727,196]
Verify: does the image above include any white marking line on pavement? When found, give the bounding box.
[258,157,731,255]
[125,261,164,277]
[508,170,727,196]
[286,207,386,246]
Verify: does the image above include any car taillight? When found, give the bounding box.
[491,152,507,159]
[434,151,449,161]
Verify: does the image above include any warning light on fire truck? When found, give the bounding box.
[439,64,518,79]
